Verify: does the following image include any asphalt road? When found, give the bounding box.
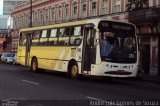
[0,63,160,106]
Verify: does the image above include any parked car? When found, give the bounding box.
[1,53,15,64]
[13,54,19,65]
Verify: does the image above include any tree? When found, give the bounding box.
[126,0,149,11]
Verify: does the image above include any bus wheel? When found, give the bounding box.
[69,62,79,79]
[31,58,38,72]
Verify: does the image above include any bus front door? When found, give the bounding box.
[25,33,32,66]
[82,28,96,74]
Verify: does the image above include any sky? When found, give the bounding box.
[0,0,3,15]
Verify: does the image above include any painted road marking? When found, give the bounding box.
[22,80,39,85]
[86,96,100,101]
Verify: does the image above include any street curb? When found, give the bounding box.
[141,78,160,84]
[136,76,160,84]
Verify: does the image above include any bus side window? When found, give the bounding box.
[39,30,48,46]
[32,30,41,46]
[49,29,58,45]
[70,26,83,46]
[58,28,70,46]
[19,32,27,46]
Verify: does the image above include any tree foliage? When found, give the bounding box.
[126,0,149,11]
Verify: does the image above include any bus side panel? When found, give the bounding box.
[29,46,72,71]
[53,47,71,72]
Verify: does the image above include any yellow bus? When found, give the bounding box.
[17,18,138,79]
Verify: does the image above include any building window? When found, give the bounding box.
[45,9,49,22]
[81,0,87,18]
[25,13,28,26]
[4,1,9,5]
[102,0,108,8]
[17,16,20,27]
[82,3,87,12]
[40,10,44,24]
[17,1,23,5]
[35,11,38,22]
[14,17,17,28]
[11,1,15,5]
[57,5,62,21]
[90,0,97,16]
[100,0,108,15]
[72,1,78,19]
[112,0,121,13]
[26,13,29,26]
[74,6,77,14]
[92,1,96,10]
[21,15,24,26]
[51,7,55,21]
[64,3,70,20]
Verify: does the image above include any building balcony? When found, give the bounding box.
[129,7,160,25]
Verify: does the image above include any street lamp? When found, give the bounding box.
[30,0,32,27]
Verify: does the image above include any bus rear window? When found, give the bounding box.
[19,32,26,46]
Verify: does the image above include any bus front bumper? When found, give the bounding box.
[90,63,138,78]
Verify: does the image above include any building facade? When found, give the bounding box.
[0,15,9,30]
[12,0,160,75]
[0,15,12,54]
[3,0,29,15]
[0,0,28,53]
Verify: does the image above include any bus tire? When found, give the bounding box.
[31,58,38,72]
[69,62,79,79]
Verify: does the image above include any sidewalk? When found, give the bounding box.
[136,73,160,84]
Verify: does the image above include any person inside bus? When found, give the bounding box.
[100,33,115,60]
[124,38,133,49]
[121,38,135,59]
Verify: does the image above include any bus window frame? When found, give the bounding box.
[39,29,50,46]
[50,29,58,38]
[32,30,41,46]
[49,28,58,46]
[58,27,70,46]
[19,32,27,46]
[69,26,84,46]
[19,23,93,47]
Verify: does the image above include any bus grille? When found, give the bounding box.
[104,71,132,75]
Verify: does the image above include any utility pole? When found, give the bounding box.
[30,0,32,27]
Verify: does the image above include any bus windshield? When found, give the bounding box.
[98,21,137,63]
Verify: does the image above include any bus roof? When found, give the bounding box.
[19,18,134,32]
[20,20,87,32]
